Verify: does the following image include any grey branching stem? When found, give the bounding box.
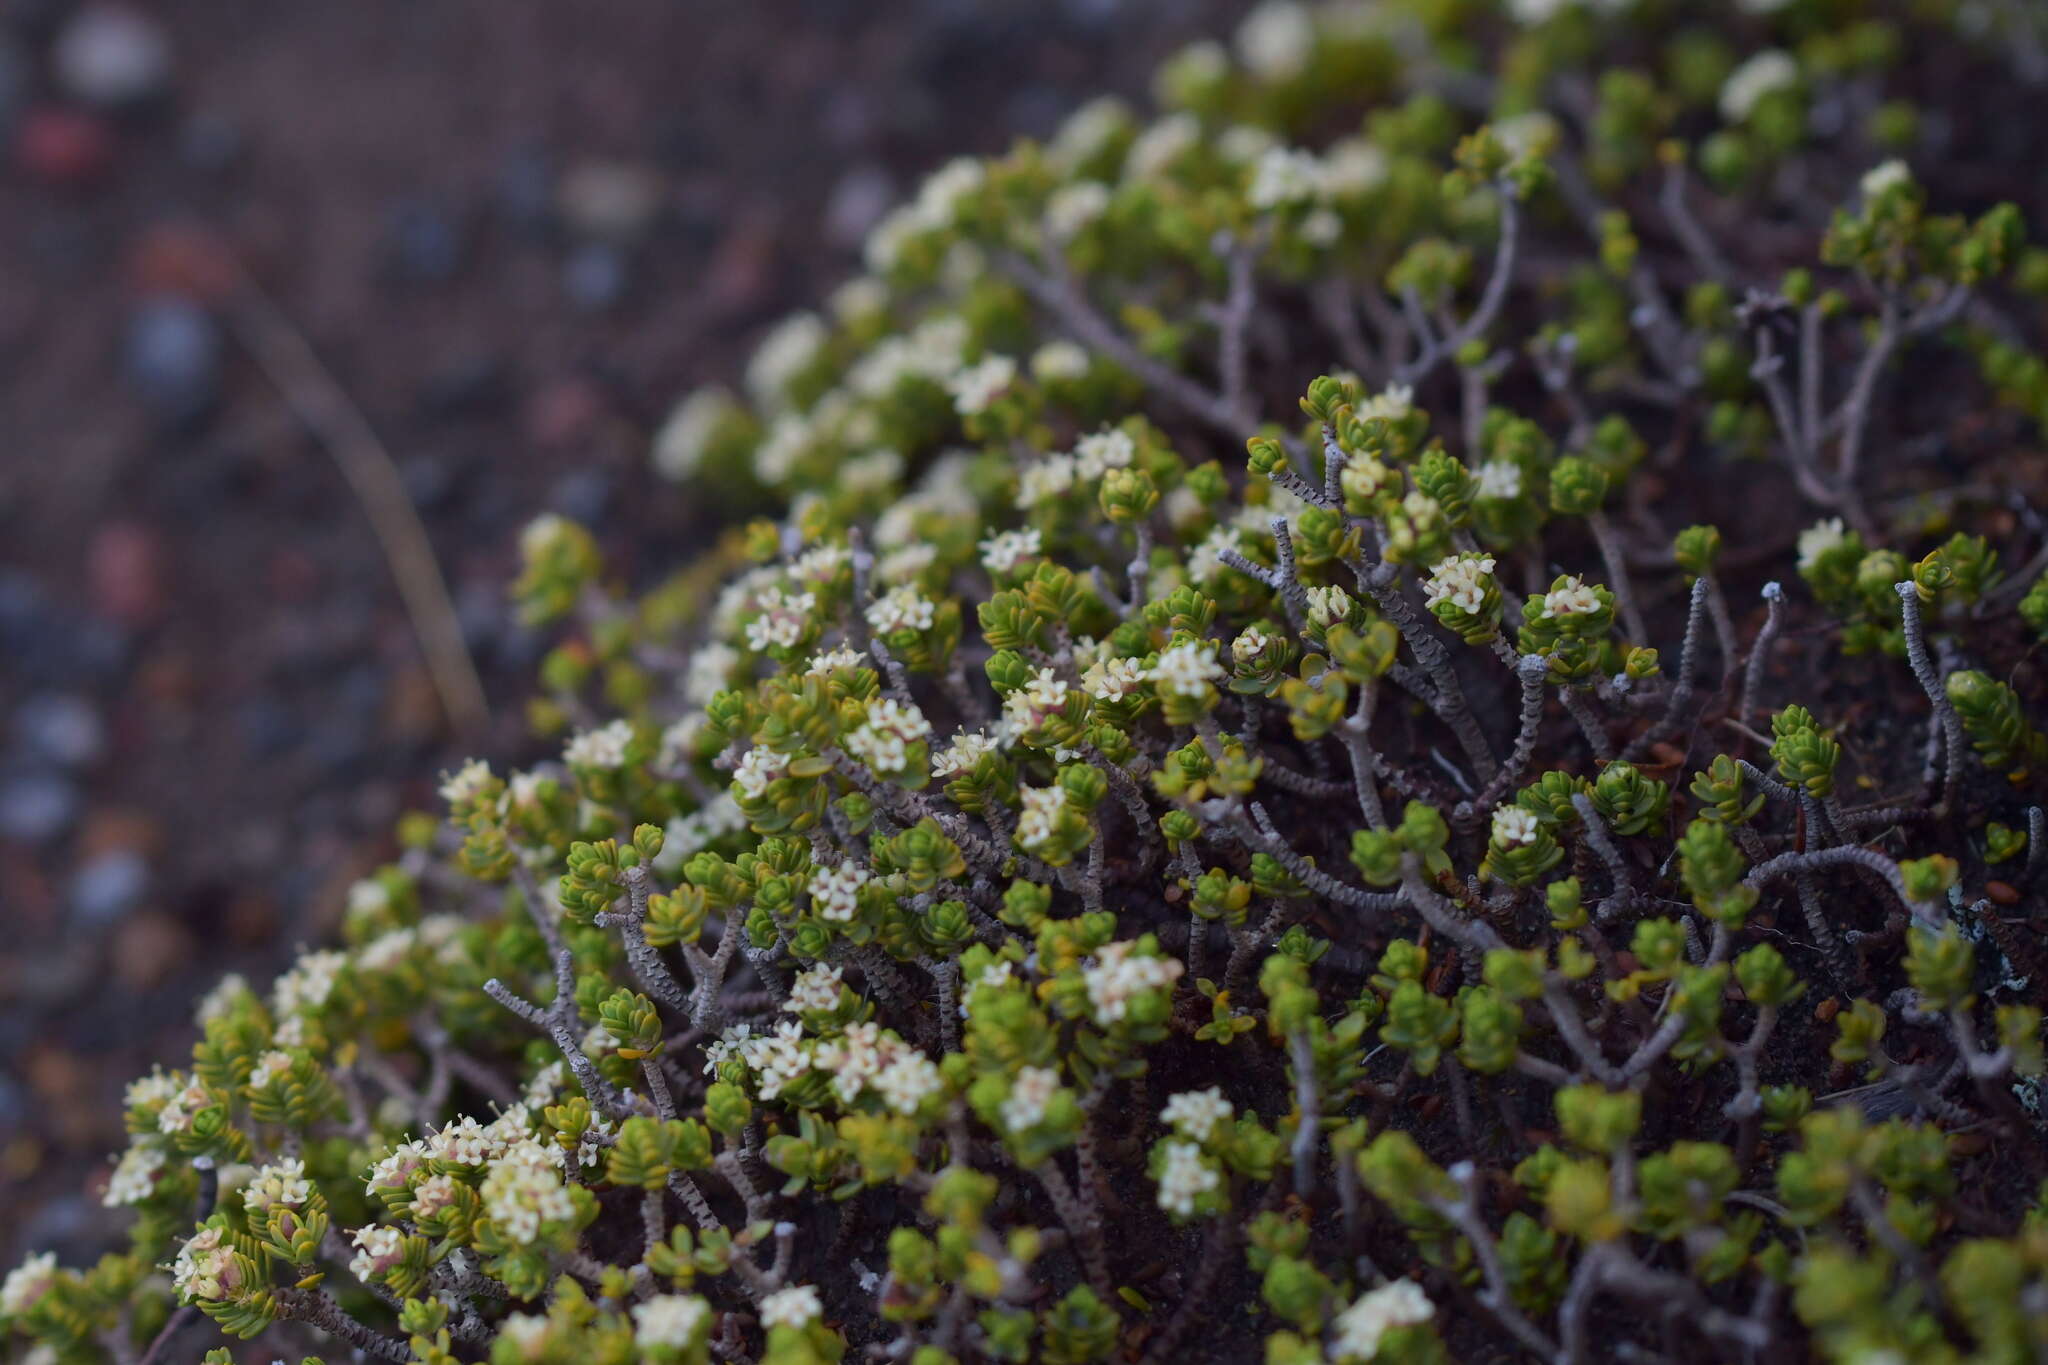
[1738,582,1785,726]
[1893,583,1965,815]
[274,1288,411,1363]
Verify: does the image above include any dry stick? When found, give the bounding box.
[273,1288,410,1363]
[1353,560,1499,783]
[1893,583,1966,816]
[1737,583,1785,728]
[222,258,488,739]
[1623,577,1711,763]
[1560,685,1614,762]
[1588,510,1648,644]
[1288,1027,1321,1201]
[1462,654,1550,818]
[1394,183,1521,385]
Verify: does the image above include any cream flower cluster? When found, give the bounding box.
[1330,1279,1436,1361]
[1083,942,1186,1024]
[244,1156,313,1212]
[1492,806,1542,846]
[172,1228,241,1302]
[101,1143,165,1207]
[1539,575,1602,618]
[1147,641,1225,697]
[1422,553,1496,615]
[843,697,933,776]
[1160,1087,1233,1142]
[759,1283,823,1330]
[813,1021,943,1113]
[1003,667,1072,734]
[1155,1140,1220,1217]
[1081,655,1147,703]
[732,747,787,801]
[808,861,871,922]
[1000,1065,1062,1132]
[745,586,817,652]
[865,585,936,635]
[479,1143,578,1245]
[632,1293,710,1349]
[785,963,844,1015]
[932,728,1003,778]
[947,354,1017,416]
[1016,785,1068,850]
[979,527,1042,575]
[563,718,634,769]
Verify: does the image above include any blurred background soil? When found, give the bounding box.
[0,0,1245,1268]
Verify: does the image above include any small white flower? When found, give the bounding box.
[1422,553,1497,616]
[1331,1279,1435,1361]
[1862,159,1911,199]
[244,1156,313,1212]
[102,1144,166,1207]
[2,1253,58,1318]
[745,312,828,409]
[932,729,1001,778]
[1160,1087,1233,1142]
[877,542,938,584]
[563,718,635,769]
[752,413,811,486]
[1476,459,1523,500]
[1357,383,1413,422]
[1492,806,1541,847]
[1156,1140,1220,1217]
[744,585,818,652]
[1016,786,1068,849]
[828,276,889,324]
[980,527,1043,576]
[790,542,854,585]
[914,157,986,229]
[1030,340,1091,382]
[1147,641,1226,698]
[347,1224,407,1281]
[1083,941,1185,1024]
[1320,138,1390,197]
[873,1051,943,1115]
[438,758,493,807]
[1048,96,1130,174]
[271,949,348,1017]
[1796,518,1849,572]
[632,1294,710,1349]
[786,965,844,1014]
[1073,427,1136,479]
[866,585,937,635]
[947,354,1017,416]
[1081,655,1148,703]
[732,747,786,801]
[1300,208,1343,247]
[1232,626,1272,663]
[1539,576,1602,619]
[480,1145,577,1246]
[1236,1,1314,79]
[759,1283,823,1330]
[684,642,740,706]
[1125,112,1200,181]
[1247,146,1324,209]
[1720,49,1798,123]
[1016,453,1078,509]
[170,1229,240,1302]
[1305,584,1354,628]
[1046,180,1112,241]
[1002,1065,1062,1131]
[807,645,864,676]
[808,862,871,922]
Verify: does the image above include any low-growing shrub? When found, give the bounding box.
[9,2,2048,1362]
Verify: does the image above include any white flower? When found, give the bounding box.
[948,354,1017,416]
[438,758,493,807]
[1160,1087,1233,1142]
[843,448,905,496]
[1305,584,1353,628]
[1016,786,1068,850]
[1016,453,1078,509]
[866,585,936,635]
[1247,146,1324,209]
[1147,641,1226,697]
[786,965,844,1015]
[1508,0,1570,23]
[1232,626,1272,663]
[828,276,889,324]
[732,747,786,801]
[365,1139,429,1196]
[807,645,864,675]
[271,949,348,1017]
[1797,517,1850,571]
[1422,553,1497,616]
[244,1156,313,1212]
[1539,576,1602,618]
[873,1051,944,1114]
[1048,96,1130,174]
[746,312,827,408]
[656,796,746,870]
[519,513,572,560]
[498,1314,551,1352]
[193,975,250,1025]
[1002,668,1072,736]
[563,718,634,769]
[845,698,932,776]
[1720,50,1798,123]
[1081,655,1148,702]
[171,1229,241,1302]
[1862,159,1911,199]
[1126,113,1200,181]
[1,1252,58,1317]
[1236,1,1314,79]
[744,585,818,652]
[1736,0,1793,12]
[1475,459,1523,500]
[102,1143,165,1207]
[1002,1065,1062,1131]
[1030,340,1091,382]
[809,861,871,922]
[356,927,417,975]
[1083,941,1185,1024]
[684,642,739,706]
[1073,428,1136,479]
[1496,111,1559,159]
[915,157,986,229]
[633,1294,710,1349]
[759,1283,823,1330]
[480,1145,577,1246]
[752,414,811,486]
[1156,1140,1220,1217]
[980,527,1043,575]
[1046,180,1112,241]
[932,729,1001,778]
[124,1069,181,1110]
[1358,383,1414,421]
[1187,525,1244,584]
[877,542,938,585]
[1300,208,1343,247]
[790,543,853,584]
[1331,1279,1435,1361]
[347,1224,406,1281]
[1219,123,1277,166]
[1492,806,1541,847]
[1321,139,1391,200]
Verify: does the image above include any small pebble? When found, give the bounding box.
[561,242,628,311]
[0,772,80,844]
[124,296,221,423]
[68,847,148,926]
[12,694,106,769]
[52,4,174,109]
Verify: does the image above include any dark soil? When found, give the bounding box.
[0,0,1249,1269]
